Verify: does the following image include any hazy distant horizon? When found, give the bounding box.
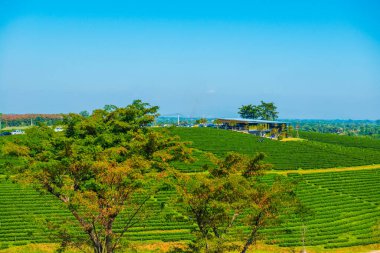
[1,1,379,119]
[1,111,379,121]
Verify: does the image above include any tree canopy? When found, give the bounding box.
[174,152,296,253]
[2,100,297,253]
[3,100,193,253]
[195,118,208,125]
[238,101,279,121]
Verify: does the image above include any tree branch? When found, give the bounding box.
[112,194,151,251]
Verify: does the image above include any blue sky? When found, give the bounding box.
[0,1,379,119]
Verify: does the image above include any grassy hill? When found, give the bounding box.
[0,177,194,249]
[299,131,380,151]
[278,170,380,248]
[1,170,379,250]
[0,129,379,251]
[169,128,380,170]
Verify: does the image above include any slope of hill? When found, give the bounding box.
[169,128,380,170]
[299,131,380,151]
[1,169,379,250]
[0,177,194,249]
[275,169,380,248]
[0,129,380,251]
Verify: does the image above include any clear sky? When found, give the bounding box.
[1,0,379,119]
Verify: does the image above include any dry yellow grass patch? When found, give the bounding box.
[280,137,305,142]
[270,164,380,175]
[0,243,59,253]
[128,241,187,252]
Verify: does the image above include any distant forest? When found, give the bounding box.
[287,119,380,138]
[1,114,379,138]
[0,114,63,128]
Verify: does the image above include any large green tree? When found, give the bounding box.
[238,101,279,121]
[174,153,249,252]
[3,100,192,253]
[175,152,296,253]
[259,101,278,121]
[238,105,261,119]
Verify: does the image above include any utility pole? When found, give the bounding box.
[296,123,300,138]
[0,113,2,130]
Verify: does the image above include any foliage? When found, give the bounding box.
[238,105,261,120]
[103,104,118,112]
[79,110,90,117]
[2,100,193,253]
[1,142,29,157]
[287,119,380,138]
[195,118,208,125]
[0,114,63,128]
[1,128,380,250]
[1,169,380,250]
[240,175,296,253]
[175,152,296,253]
[238,101,278,121]
[213,119,222,125]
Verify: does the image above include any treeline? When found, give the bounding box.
[287,119,380,138]
[0,114,63,128]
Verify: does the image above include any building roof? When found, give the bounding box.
[217,118,288,124]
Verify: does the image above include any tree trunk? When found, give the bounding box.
[105,218,115,253]
[205,236,210,253]
[240,226,259,253]
[93,242,103,253]
[240,213,262,253]
[213,227,220,238]
[106,236,113,253]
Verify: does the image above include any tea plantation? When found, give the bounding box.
[169,128,380,170]
[299,131,380,151]
[0,129,380,250]
[269,169,380,248]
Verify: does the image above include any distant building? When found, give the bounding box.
[216,118,288,136]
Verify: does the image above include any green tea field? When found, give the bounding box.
[0,128,379,252]
[299,131,380,151]
[169,128,380,170]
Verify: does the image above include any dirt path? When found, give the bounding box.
[269,164,380,175]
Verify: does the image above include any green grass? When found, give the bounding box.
[0,178,83,249]
[0,178,194,249]
[168,128,380,170]
[1,170,379,249]
[265,169,380,248]
[1,128,380,250]
[299,131,380,151]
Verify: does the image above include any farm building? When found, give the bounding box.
[216,118,288,136]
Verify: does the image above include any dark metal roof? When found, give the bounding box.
[217,118,288,124]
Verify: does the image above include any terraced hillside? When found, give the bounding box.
[270,169,380,248]
[1,169,379,250]
[0,129,379,251]
[0,177,194,249]
[0,178,78,248]
[169,128,380,170]
[299,131,380,151]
